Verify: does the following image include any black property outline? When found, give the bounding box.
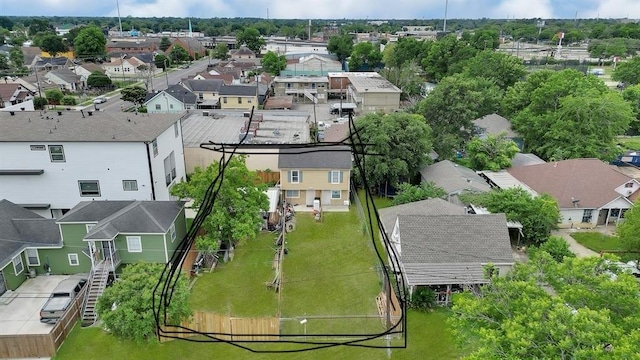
[152,108,408,353]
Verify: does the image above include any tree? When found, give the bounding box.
[74,25,106,60]
[60,95,77,106]
[622,84,640,134]
[463,51,526,90]
[64,26,85,47]
[416,74,503,159]
[260,51,286,75]
[351,112,433,191]
[120,86,147,106]
[529,235,575,262]
[617,202,640,254]
[467,132,520,171]
[327,34,353,63]
[154,53,170,70]
[169,45,189,63]
[348,42,382,71]
[391,182,446,206]
[95,262,191,343]
[38,33,68,57]
[170,156,268,249]
[9,47,24,68]
[612,57,640,85]
[0,54,8,73]
[451,253,640,359]
[44,88,64,105]
[28,19,54,36]
[211,43,229,60]
[33,96,48,110]
[461,187,560,245]
[421,34,479,82]
[87,71,112,88]
[384,37,430,69]
[159,36,172,52]
[235,27,265,55]
[470,28,500,50]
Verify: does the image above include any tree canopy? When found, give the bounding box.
[463,51,526,90]
[120,86,147,105]
[159,36,171,52]
[37,33,68,57]
[87,71,112,88]
[348,41,382,71]
[461,187,560,245]
[391,182,446,206]
[617,202,640,255]
[74,25,106,60]
[211,43,229,60]
[260,51,286,75]
[466,132,520,171]
[95,262,191,343]
[170,156,268,249]
[169,45,189,63]
[327,34,353,63]
[351,112,432,191]
[416,74,502,159]
[612,57,640,85]
[235,27,265,55]
[44,88,64,105]
[154,53,170,70]
[421,34,479,82]
[451,252,640,359]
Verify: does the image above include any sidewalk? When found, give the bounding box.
[552,229,599,258]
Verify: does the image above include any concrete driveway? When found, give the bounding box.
[552,229,599,258]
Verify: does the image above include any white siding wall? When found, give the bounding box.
[146,95,186,114]
[560,208,597,228]
[148,121,186,200]
[0,142,153,215]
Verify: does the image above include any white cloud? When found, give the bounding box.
[492,0,555,18]
[581,0,640,18]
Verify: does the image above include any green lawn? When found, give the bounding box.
[571,232,636,261]
[617,136,640,151]
[54,310,462,360]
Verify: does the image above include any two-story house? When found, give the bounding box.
[272,75,329,103]
[219,85,259,110]
[0,83,35,108]
[102,56,147,81]
[181,79,224,109]
[278,145,351,210]
[0,111,186,218]
[144,85,198,114]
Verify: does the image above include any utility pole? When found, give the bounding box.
[164,58,169,89]
[443,0,448,33]
[116,0,123,37]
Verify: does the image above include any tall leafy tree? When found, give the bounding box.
[235,27,265,55]
[612,56,640,85]
[467,132,520,171]
[87,71,112,88]
[451,253,640,359]
[463,51,526,90]
[470,28,500,50]
[120,86,147,106]
[617,202,640,254]
[211,43,229,60]
[154,53,170,70]
[159,36,171,52]
[44,88,64,105]
[27,19,54,36]
[74,25,106,60]
[327,34,353,63]
[95,262,191,343]
[421,34,478,82]
[170,156,268,249]
[38,33,68,57]
[391,182,446,206]
[169,45,189,63]
[0,54,9,73]
[622,84,640,135]
[348,42,382,71]
[9,47,24,68]
[461,187,560,245]
[416,74,503,159]
[64,26,85,47]
[351,112,433,191]
[260,51,286,75]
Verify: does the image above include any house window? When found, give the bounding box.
[155,104,161,110]
[625,182,634,188]
[223,97,228,104]
[312,83,316,89]
[78,180,100,197]
[331,190,341,199]
[152,139,158,157]
[30,145,46,151]
[123,180,138,191]
[86,224,95,233]
[248,99,252,103]
[285,190,300,198]
[13,255,24,275]
[287,83,291,88]
[26,249,40,266]
[290,170,300,183]
[164,151,177,186]
[238,97,242,104]
[330,170,341,184]
[49,145,65,162]
[169,224,176,242]
[582,209,593,223]
[198,92,203,100]
[126,236,142,252]
[174,122,179,137]
[68,253,79,266]
[170,104,174,109]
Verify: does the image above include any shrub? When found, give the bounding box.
[410,287,436,310]
[60,95,77,106]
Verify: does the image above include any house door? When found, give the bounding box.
[306,190,315,206]
[102,241,117,262]
[0,271,5,296]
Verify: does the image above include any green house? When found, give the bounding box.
[0,199,187,295]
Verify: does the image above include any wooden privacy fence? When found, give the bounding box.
[159,311,280,342]
[255,171,280,185]
[0,282,87,358]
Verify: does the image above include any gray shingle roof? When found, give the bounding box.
[0,111,180,142]
[182,79,224,92]
[278,145,352,169]
[0,200,61,270]
[219,85,258,96]
[511,153,546,168]
[58,200,185,240]
[146,85,197,104]
[377,198,466,237]
[397,214,513,286]
[47,68,81,84]
[420,160,491,194]
[472,113,518,138]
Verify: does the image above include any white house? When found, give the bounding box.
[0,111,187,218]
[144,85,198,114]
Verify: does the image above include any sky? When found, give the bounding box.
[1,0,640,20]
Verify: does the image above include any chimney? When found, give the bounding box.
[9,111,15,116]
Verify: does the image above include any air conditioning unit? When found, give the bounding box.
[627,190,633,196]
[202,111,209,116]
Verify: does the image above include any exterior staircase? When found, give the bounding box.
[81,261,110,327]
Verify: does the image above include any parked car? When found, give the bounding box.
[93,95,107,104]
[39,276,87,324]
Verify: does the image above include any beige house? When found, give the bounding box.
[346,72,401,114]
[219,85,259,110]
[278,145,351,210]
[181,79,225,109]
[271,75,329,103]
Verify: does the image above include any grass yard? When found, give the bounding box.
[571,232,637,262]
[617,136,640,151]
[54,309,461,360]
[189,231,278,316]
